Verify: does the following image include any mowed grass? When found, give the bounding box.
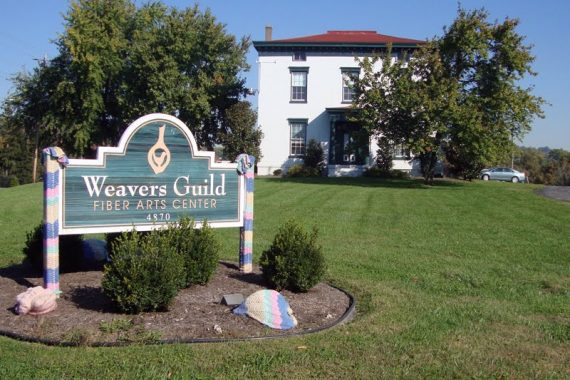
[0,177,569,378]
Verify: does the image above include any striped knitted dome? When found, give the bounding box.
[233,289,297,330]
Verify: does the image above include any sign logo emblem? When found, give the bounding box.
[147,125,171,174]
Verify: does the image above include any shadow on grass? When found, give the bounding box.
[265,176,467,190]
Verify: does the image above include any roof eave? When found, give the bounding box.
[253,41,422,51]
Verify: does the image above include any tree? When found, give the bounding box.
[218,101,262,161]
[0,0,250,174]
[353,7,545,183]
[439,8,545,179]
[303,139,325,175]
[353,43,455,183]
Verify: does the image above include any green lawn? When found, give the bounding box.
[1,178,569,378]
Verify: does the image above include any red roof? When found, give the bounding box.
[270,30,423,45]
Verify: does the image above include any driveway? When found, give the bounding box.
[536,186,570,202]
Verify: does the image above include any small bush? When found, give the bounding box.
[273,169,283,176]
[167,218,220,287]
[102,229,184,314]
[105,231,149,259]
[9,176,19,187]
[260,220,326,292]
[363,167,410,179]
[304,139,325,174]
[286,164,322,178]
[286,140,325,178]
[286,164,305,177]
[23,222,84,273]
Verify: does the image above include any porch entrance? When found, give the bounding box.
[329,120,369,165]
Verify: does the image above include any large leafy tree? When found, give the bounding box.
[354,43,456,183]
[353,7,545,182]
[0,0,251,182]
[219,101,262,162]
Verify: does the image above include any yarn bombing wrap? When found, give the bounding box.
[42,147,68,294]
[233,289,298,330]
[15,286,57,315]
[235,154,255,273]
[41,147,69,167]
[235,153,254,175]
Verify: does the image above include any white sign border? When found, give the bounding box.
[58,113,245,235]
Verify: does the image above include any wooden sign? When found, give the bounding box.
[58,114,244,234]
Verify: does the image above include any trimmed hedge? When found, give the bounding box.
[260,220,326,292]
[166,218,220,287]
[102,219,220,313]
[102,229,185,314]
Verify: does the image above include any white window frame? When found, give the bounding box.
[341,68,359,103]
[289,119,307,157]
[290,67,308,102]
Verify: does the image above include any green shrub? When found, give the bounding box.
[102,229,184,314]
[167,218,220,287]
[286,163,306,177]
[286,164,322,178]
[260,220,326,292]
[105,231,149,259]
[22,222,84,273]
[273,169,283,176]
[363,166,410,179]
[9,176,19,187]
[304,139,325,174]
[286,140,325,178]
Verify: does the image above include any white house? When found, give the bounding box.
[253,28,423,176]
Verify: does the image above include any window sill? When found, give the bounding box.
[289,100,307,104]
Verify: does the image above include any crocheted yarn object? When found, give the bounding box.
[233,289,297,330]
[15,286,57,316]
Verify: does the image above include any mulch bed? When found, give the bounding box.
[0,262,352,346]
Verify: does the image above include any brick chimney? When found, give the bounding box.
[265,25,272,41]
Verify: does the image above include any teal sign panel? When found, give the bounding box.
[59,114,244,234]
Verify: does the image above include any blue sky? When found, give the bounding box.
[1,0,568,149]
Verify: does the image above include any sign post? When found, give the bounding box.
[42,114,253,293]
[236,154,255,273]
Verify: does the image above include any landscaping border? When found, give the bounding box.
[0,284,355,347]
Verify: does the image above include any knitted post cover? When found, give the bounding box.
[233,289,298,330]
[41,147,68,294]
[235,154,255,273]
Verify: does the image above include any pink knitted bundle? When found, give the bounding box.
[15,286,57,315]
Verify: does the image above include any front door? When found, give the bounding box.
[329,121,369,165]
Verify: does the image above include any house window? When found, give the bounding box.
[290,67,308,102]
[393,144,410,158]
[289,120,307,156]
[293,51,306,61]
[341,69,359,102]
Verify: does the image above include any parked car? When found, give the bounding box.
[480,167,526,183]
